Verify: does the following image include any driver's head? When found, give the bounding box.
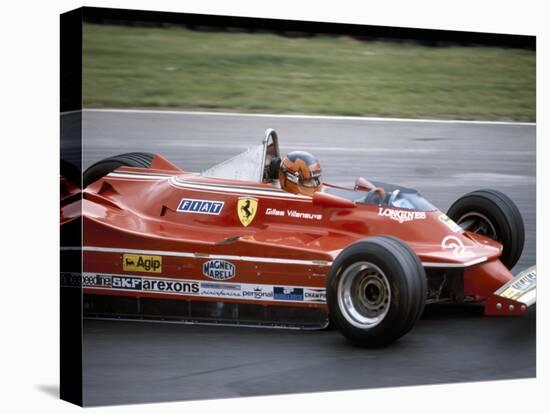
[279,151,322,196]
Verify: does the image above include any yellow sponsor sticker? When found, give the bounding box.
[499,268,536,300]
[123,254,162,273]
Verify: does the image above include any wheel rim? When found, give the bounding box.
[337,261,391,329]
[456,212,499,241]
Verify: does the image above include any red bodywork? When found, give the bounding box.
[61,153,527,325]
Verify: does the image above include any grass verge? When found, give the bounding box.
[83,24,535,121]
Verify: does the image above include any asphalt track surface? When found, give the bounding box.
[65,110,536,406]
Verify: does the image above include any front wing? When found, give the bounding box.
[484,265,536,316]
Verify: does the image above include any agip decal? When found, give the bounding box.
[123,254,162,273]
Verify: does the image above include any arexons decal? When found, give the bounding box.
[202,260,235,280]
[123,253,162,273]
[265,208,322,220]
[378,208,426,223]
[143,279,199,294]
[177,198,224,215]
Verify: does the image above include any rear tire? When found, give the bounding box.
[327,236,427,348]
[447,189,524,269]
[83,152,155,188]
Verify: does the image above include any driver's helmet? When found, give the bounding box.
[279,151,322,196]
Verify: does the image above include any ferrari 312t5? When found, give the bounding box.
[60,129,536,347]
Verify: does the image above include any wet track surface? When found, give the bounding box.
[64,110,536,406]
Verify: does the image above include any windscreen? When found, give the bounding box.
[324,182,437,212]
[386,190,437,211]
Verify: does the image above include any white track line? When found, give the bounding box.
[65,246,332,267]
[63,108,535,126]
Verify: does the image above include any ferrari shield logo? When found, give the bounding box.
[237,197,258,227]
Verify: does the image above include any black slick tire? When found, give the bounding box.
[327,236,427,348]
[83,152,155,188]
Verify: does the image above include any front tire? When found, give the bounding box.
[327,236,427,348]
[447,189,525,269]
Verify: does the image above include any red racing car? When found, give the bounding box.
[60,129,536,347]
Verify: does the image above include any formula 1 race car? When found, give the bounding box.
[60,129,536,347]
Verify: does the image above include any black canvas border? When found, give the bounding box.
[60,8,83,407]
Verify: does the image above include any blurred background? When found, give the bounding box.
[79,20,536,268]
[82,22,535,121]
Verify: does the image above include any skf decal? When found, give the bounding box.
[439,214,462,232]
[378,208,426,223]
[112,276,142,290]
[202,260,236,280]
[441,236,475,258]
[177,198,224,215]
[237,197,258,227]
[123,254,162,273]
